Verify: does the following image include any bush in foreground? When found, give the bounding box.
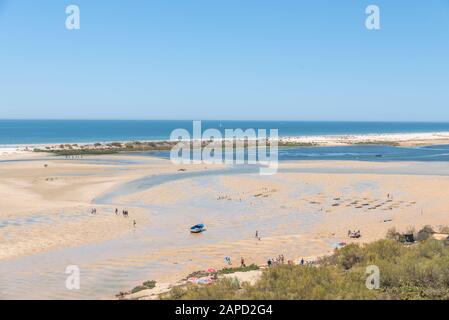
[130,280,157,294]
[163,239,449,300]
[219,264,260,275]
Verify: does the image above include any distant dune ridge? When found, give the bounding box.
[2,131,449,159]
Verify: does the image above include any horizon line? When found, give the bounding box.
[1,119,449,123]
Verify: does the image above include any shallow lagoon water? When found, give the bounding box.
[3,145,449,299]
[0,165,325,299]
[146,144,449,162]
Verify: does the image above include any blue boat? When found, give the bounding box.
[190,224,207,233]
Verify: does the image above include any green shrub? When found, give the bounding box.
[386,227,404,242]
[162,279,241,300]
[219,264,259,275]
[130,280,157,294]
[335,244,365,270]
[143,280,156,289]
[163,239,449,300]
[415,225,435,242]
[131,285,148,294]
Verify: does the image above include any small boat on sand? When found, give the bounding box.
[190,224,207,233]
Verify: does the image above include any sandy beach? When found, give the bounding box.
[278,131,449,146]
[1,147,449,299]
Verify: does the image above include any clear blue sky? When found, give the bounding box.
[0,0,448,120]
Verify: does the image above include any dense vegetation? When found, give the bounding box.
[164,236,449,300]
[120,280,157,296]
[219,264,260,275]
[34,148,121,156]
[33,140,334,156]
[33,141,176,156]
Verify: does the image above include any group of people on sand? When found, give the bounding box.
[299,258,315,266]
[266,255,315,267]
[90,208,136,227]
[94,207,130,218]
[115,208,131,219]
[223,256,249,268]
[228,253,314,269]
[348,230,362,238]
[116,208,129,217]
[267,254,285,267]
[115,208,137,227]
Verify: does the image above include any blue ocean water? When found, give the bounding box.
[3,120,449,162]
[2,120,449,145]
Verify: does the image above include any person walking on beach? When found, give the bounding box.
[255,230,258,238]
[115,208,118,215]
[133,220,136,228]
[240,257,246,268]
